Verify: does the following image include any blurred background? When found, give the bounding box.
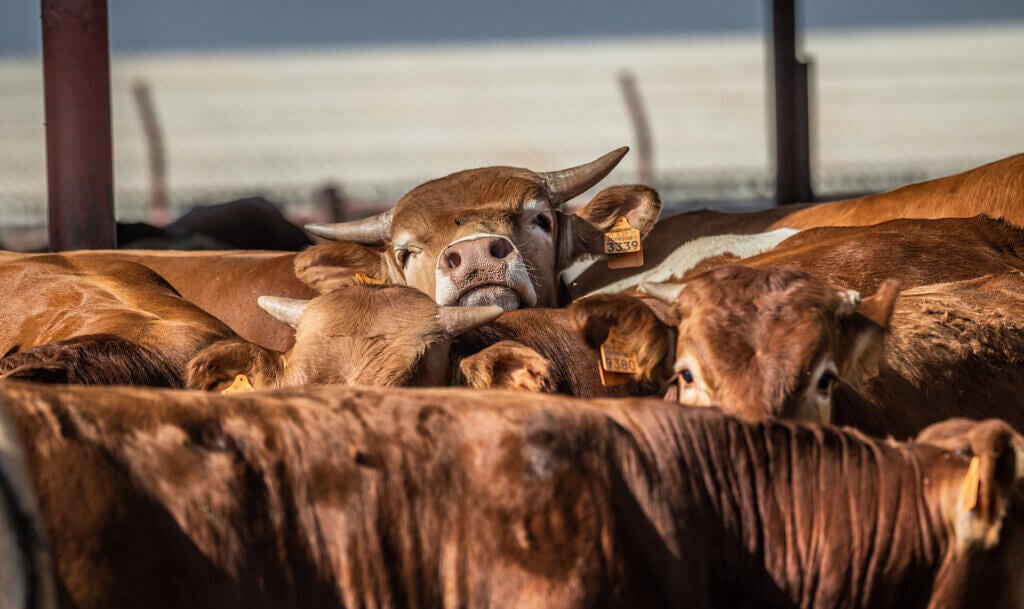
[2,1,1023,248]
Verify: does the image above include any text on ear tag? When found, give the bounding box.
[599,326,638,386]
[353,273,386,286]
[604,216,644,269]
[222,374,255,394]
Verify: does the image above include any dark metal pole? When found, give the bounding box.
[41,0,116,250]
[768,0,813,204]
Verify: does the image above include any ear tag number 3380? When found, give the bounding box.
[604,216,644,270]
[599,326,638,386]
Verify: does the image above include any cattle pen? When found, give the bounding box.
[1,1,1024,608]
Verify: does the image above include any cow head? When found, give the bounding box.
[569,265,900,422]
[258,285,503,387]
[914,419,1024,606]
[304,148,661,309]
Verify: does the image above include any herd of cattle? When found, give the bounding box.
[3,147,1024,608]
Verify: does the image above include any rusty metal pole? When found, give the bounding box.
[41,0,116,250]
[768,0,813,204]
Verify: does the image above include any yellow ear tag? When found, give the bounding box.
[961,456,982,512]
[599,326,639,386]
[353,273,386,286]
[221,374,255,394]
[604,216,644,270]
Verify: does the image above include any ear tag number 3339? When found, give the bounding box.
[604,216,644,270]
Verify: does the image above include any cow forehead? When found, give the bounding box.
[391,168,548,241]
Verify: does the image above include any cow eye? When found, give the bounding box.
[534,213,552,233]
[680,368,694,384]
[395,249,411,268]
[817,370,836,394]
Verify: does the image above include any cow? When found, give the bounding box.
[830,271,1024,438]
[304,147,662,309]
[0,255,256,388]
[568,153,1024,297]
[189,283,658,398]
[0,395,55,609]
[4,381,1022,609]
[570,264,900,423]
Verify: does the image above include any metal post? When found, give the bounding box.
[41,0,116,250]
[768,0,813,204]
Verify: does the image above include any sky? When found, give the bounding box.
[3,0,1024,55]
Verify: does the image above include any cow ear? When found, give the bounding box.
[294,242,397,293]
[459,341,554,393]
[938,421,1024,549]
[562,185,662,261]
[186,340,283,392]
[568,293,672,383]
[836,279,899,382]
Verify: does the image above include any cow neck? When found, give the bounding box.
[619,405,950,607]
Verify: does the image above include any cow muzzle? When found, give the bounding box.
[435,234,538,310]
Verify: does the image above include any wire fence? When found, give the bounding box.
[1,24,1022,228]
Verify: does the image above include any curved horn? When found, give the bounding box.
[257,296,310,328]
[437,305,504,338]
[305,208,394,244]
[541,146,629,207]
[638,281,685,304]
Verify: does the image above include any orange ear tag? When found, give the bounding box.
[604,216,644,269]
[961,456,982,512]
[352,273,386,286]
[599,326,639,386]
[222,374,255,394]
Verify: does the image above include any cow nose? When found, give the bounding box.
[441,251,461,270]
[437,236,517,273]
[489,238,513,259]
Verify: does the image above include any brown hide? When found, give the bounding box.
[63,249,317,352]
[4,383,1022,609]
[833,272,1024,438]
[734,216,1024,293]
[572,153,1024,297]
[772,153,1024,230]
[0,256,246,387]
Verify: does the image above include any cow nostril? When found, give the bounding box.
[444,252,461,269]
[489,239,513,259]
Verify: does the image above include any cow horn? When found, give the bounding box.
[437,305,504,338]
[305,208,395,244]
[541,147,629,208]
[257,296,310,328]
[638,281,684,304]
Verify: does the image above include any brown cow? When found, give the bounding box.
[831,271,1024,437]
[4,382,1022,609]
[189,284,657,398]
[305,147,661,309]
[570,264,899,422]
[0,255,255,387]
[703,215,1024,294]
[570,153,1024,296]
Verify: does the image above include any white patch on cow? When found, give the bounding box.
[560,257,598,285]
[586,228,799,296]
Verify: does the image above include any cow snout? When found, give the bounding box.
[435,235,537,310]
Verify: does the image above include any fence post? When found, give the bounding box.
[768,0,813,204]
[41,0,117,250]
